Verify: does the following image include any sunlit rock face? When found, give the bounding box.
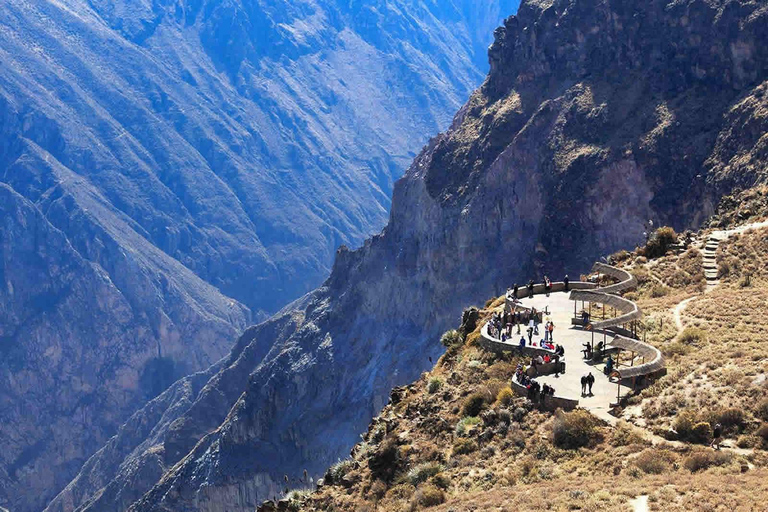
[0,1,517,511]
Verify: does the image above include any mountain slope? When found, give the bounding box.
[47,0,768,511]
[0,1,519,511]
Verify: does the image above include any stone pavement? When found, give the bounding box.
[523,291,631,423]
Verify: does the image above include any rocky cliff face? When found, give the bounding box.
[44,0,768,511]
[0,1,517,511]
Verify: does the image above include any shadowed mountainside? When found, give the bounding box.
[40,0,768,511]
[0,1,520,511]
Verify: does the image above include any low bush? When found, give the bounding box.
[553,410,602,449]
[683,450,732,473]
[690,422,713,444]
[678,327,707,345]
[633,449,676,474]
[462,392,486,418]
[426,377,443,394]
[650,284,670,298]
[454,416,480,437]
[496,387,514,406]
[440,330,463,348]
[452,438,478,455]
[642,227,678,258]
[611,421,646,447]
[412,484,445,508]
[369,437,401,482]
[757,399,768,421]
[717,407,746,430]
[406,462,444,486]
[431,473,450,490]
[325,459,354,485]
[756,423,768,444]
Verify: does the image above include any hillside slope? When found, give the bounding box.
[50,0,768,511]
[0,1,518,511]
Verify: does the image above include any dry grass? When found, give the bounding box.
[291,220,768,512]
[628,227,768,439]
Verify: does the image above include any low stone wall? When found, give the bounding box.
[526,361,564,377]
[510,377,579,412]
[505,281,596,309]
[479,324,556,359]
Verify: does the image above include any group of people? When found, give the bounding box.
[581,341,605,360]
[580,372,596,396]
[508,274,571,301]
[487,308,543,341]
[515,365,556,405]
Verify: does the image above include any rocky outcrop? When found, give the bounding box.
[45,0,768,511]
[0,1,516,510]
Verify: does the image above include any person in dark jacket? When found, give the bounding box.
[564,274,570,292]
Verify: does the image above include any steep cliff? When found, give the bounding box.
[48,0,768,511]
[0,1,518,511]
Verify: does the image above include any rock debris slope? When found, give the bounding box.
[0,1,518,510]
[46,0,768,511]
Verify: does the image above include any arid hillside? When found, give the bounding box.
[281,190,768,511]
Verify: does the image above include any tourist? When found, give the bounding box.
[581,374,587,396]
[519,336,526,354]
[548,320,555,342]
[604,356,614,375]
[564,274,569,292]
[540,384,549,404]
[587,372,595,395]
[536,354,544,365]
[543,354,551,364]
[581,310,590,326]
[513,283,519,299]
[544,275,552,296]
[527,280,534,297]
[711,423,723,450]
[527,326,533,345]
[582,343,592,359]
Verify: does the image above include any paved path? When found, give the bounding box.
[523,292,630,423]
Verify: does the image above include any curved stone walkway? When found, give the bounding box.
[523,292,631,423]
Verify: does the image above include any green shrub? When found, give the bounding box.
[426,377,443,394]
[407,462,444,486]
[717,407,746,430]
[650,284,670,298]
[643,227,678,258]
[553,410,602,449]
[683,450,732,472]
[325,459,354,485]
[441,330,463,348]
[462,392,486,418]
[678,327,707,345]
[412,484,445,508]
[454,416,480,437]
[452,438,478,455]
[674,412,711,444]
[496,387,514,406]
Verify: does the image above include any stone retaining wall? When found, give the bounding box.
[479,324,556,359]
[510,377,578,412]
